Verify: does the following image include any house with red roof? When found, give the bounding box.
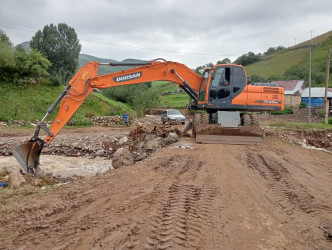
[271,80,305,107]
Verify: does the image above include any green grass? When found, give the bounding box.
[246,30,332,82]
[160,92,190,108]
[150,81,179,93]
[270,107,294,115]
[0,81,134,124]
[149,81,190,109]
[246,48,308,78]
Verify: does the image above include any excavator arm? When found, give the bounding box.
[13,59,201,173]
[46,59,200,144]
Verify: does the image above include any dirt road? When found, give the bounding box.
[0,134,332,249]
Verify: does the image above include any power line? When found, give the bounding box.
[0,24,231,57]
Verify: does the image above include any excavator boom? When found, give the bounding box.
[13,59,201,173]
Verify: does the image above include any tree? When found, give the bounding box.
[30,23,81,84]
[0,30,15,80]
[234,52,261,66]
[0,30,11,45]
[102,83,160,117]
[195,62,214,75]
[13,47,51,84]
[217,58,231,64]
[264,46,286,56]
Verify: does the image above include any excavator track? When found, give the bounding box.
[192,112,209,137]
[194,112,264,144]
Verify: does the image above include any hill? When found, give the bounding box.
[246,30,332,84]
[15,41,31,51]
[80,55,150,75]
[0,81,134,125]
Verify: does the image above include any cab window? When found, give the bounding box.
[198,69,210,101]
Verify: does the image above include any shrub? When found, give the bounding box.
[271,106,294,115]
[85,112,95,119]
[68,115,92,126]
[299,102,307,109]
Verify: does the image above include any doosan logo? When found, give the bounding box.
[114,72,142,83]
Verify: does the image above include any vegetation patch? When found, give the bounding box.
[271,107,294,115]
[0,81,134,124]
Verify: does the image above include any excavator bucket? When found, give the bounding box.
[12,140,44,174]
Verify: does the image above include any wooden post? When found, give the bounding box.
[324,48,331,124]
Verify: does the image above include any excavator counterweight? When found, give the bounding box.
[12,59,284,174]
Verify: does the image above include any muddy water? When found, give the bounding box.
[0,156,112,178]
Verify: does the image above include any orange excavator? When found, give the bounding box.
[13,58,284,174]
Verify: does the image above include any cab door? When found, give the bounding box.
[208,65,246,108]
[209,67,232,105]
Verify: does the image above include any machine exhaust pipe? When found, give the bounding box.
[12,139,44,174]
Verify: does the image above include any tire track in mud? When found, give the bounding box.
[246,152,316,215]
[145,156,217,249]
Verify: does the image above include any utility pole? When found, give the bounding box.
[324,48,331,124]
[308,47,312,124]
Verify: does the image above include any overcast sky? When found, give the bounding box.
[1,0,332,68]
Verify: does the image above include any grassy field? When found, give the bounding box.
[160,92,190,109]
[246,30,332,82]
[150,81,190,108]
[150,81,179,93]
[0,81,134,125]
[246,48,309,78]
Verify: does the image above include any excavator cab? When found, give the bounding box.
[193,64,275,143]
[197,65,247,110]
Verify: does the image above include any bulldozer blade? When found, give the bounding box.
[12,140,44,174]
[195,125,264,144]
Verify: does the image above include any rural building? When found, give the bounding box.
[271,80,305,107]
[301,87,332,107]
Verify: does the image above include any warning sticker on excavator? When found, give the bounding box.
[82,71,88,79]
[113,71,142,83]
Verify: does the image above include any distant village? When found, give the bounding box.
[252,80,332,111]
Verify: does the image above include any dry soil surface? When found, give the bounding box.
[0,129,331,249]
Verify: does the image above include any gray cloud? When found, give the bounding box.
[1,0,332,67]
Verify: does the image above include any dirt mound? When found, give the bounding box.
[266,127,332,151]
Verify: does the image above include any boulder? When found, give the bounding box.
[95,149,105,157]
[8,172,26,188]
[145,137,162,151]
[112,148,134,169]
[135,152,147,161]
[30,178,42,186]
[118,136,128,145]
[167,133,179,144]
[145,134,155,141]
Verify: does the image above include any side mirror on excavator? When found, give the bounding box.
[247,77,252,84]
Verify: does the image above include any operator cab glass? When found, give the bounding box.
[198,69,211,102]
[209,65,246,106]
